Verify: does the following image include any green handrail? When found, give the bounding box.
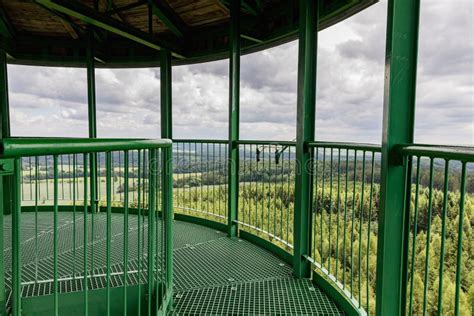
[397,144,474,162]
[5,137,174,316]
[0,138,172,157]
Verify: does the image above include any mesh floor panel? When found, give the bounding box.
[3,212,343,315]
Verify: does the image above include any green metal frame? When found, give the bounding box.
[149,0,188,37]
[293,0,318,279]
[227,0,240,238]
[0,49,9,316]
[375,0,420,314]
[1,138,174,316]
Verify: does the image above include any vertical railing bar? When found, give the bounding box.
[72,154,77,280]
[20,158,24,201]
[335,149,341,281]
[188,143,192,215]
[106,151,112,316]
[421,158,434,316]
[408,156,421,316]
[366,152,375,314]
[34,156,39,282]
[83,153,89,316]
[255,145,259,231]
[320,148,326,268]
[342,149,349,289]
[279,147,284,240]
[60,155,65,200]
[200,143,203,213]
[263,147,267,233]
[271,146,276,237]
[137,150,142,316]
[436,159,449,314]
[12,158,22,316]
[358,151,366,306]
[328,148,334,274]
[454,162,467,315]
[29,157,33,201]
[287,148,291,244]
[119,151,123,203]
[53,154,59,316]
[312,147,318,259]
[147,149,157,316]
[69,155,72,200]
[45,156,50,200]
[206,143,210,214]
[213,143,216,216]
[123,150,129,315]
[350,150,357,296]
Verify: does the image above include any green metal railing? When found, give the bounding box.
[173,140,228,222]
[236,140,296,249]
[2,138,174,316]
[171,139,473,315]
[305,142,382,315]
[399,145,473,316]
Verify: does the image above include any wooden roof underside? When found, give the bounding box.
[0,0,377,67]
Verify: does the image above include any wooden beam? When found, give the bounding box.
[219,0,260,16]
[37,4,83,39]
[106,1,148,16]
[148,0,188,37]
[35,0,184,58]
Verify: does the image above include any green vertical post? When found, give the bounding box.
[86,42,98,275]
[227,0,240,238]
[160,50,172,139]
[375,0,420,314]
[0,48,9,315]
[160,49,174,309]
[293,0,318,278]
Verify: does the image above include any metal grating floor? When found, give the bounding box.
[3,212,343,315]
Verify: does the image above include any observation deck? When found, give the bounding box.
[0,0,472,315]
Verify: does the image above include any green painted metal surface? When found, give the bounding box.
[375,0,420,314]
[227,0,240,238]
[293,0,318,279]
[0,138,171,157]
[0,49,9,315]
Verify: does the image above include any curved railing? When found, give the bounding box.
[15,138,474,315]
[3,138,174,316]
[169,139,473,316]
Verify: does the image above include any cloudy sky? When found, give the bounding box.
[7,0,474,145]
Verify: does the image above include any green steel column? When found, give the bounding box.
[375,0,420,314]
[227,0,240,238]
[293,0,318,278]
[160,50,172,139]
[160,50,174,307]
[87,45,98,198]
[0,49,10,315]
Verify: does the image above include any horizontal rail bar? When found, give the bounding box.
[307,141,381,152]
[236,140,296,146]
[173,139,228,144]
[397,144,474,162]
[0,138,171,157]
